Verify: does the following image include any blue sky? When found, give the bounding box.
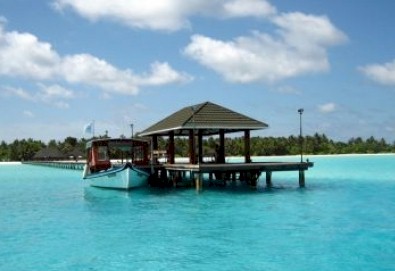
[1,0,395,143]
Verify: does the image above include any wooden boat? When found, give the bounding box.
[82,138,151,189]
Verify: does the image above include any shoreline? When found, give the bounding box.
[1,153,394,165]
[0,162,22,165]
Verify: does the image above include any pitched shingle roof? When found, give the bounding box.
[33,147,66,160]
[139,101,268,137]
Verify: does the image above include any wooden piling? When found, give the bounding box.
[195,172,203,191]
[299,170,305,187]
[266,171,272,187]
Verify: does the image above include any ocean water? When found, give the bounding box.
[0,155,394,271]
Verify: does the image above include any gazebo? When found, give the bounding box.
[139,101,268,164]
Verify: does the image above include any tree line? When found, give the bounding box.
[0,133,394,161]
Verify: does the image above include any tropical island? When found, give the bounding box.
[1,133,394,162]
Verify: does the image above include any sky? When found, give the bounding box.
[1,0,395,143]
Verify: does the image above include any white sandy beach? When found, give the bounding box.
[0,162,22,165]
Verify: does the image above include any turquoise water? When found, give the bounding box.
[0,155,394,271]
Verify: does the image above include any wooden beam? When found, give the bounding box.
[219,129,225,163]
[168,131,175,164]
[189,129,196,164]
[198,130,203,164]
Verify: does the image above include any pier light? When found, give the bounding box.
[298,108,304,162]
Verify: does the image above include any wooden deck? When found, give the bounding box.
[155,161,314,188]
[163,161,313,172]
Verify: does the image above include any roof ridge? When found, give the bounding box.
[183,101,209,125]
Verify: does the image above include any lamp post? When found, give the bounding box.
[130,123,134,138]
[298,108,304,163]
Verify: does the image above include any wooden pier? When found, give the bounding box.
[23,159,313,189]
[152,161,314,189]
[25,102,316,189]
[23,161,85,170]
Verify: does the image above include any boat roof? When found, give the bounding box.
[85,138,149,149]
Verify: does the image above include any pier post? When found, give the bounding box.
[266,171,272,187]
[299,170,305,188]
[218,129,225,163]
[189,130,196,164]
[198,130,203,164]
[244,130,251,163]
[169,131,175,164]
[195,172,203,191]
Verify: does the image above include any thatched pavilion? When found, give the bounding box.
[139,101,268,164]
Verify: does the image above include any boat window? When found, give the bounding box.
[133,146,144,162]
[97,146,109,161]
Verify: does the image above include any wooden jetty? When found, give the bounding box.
[23,161,85,170]
[140,101,314,189]
[25,101,314,189]
[151,160,313,189]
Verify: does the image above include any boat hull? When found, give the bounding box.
[83,163,149,189]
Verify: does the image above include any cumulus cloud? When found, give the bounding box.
[0,21,191,96]
[359,59,395,86]
[52,0,276,31]
[318,102,336,113]
[0,25,59,80]
[50,1,346,84]
[3,84,75,109]
[222,0,276,18]
[184,12,347,83]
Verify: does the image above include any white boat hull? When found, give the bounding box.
[83,163,149,189]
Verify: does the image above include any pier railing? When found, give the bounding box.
[23,161,85,170]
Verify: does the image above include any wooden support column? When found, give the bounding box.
[299,170,305,187]
[244,130,251,163]
[266,171,272,187]
[219,129,225,163]
[198,130,203,164]
[152,135,158,150]
[189,130,196,164]
[151,135,159,179]
[195,172,203,191]
[168,131,175,164]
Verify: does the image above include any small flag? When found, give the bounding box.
[83,121,94,136]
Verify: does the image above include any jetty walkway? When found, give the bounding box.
[23,161,85,170]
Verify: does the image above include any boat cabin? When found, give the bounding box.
[86,138,150,172]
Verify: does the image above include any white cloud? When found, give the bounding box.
[3,84,75,109]
[2,86,33,100]
[222,0,277,18]
[0,21,191,96]
[37,84,75,108]
[0,21,192,96]
[0,24,59,80]
[60,56,191,94]
[359,59,395,86]
[52,0,276,31]
[137,62,193,86]
[272,12,347,49]
[183,8,347,83]
[318,102,336,113]
[184,15,346,83]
